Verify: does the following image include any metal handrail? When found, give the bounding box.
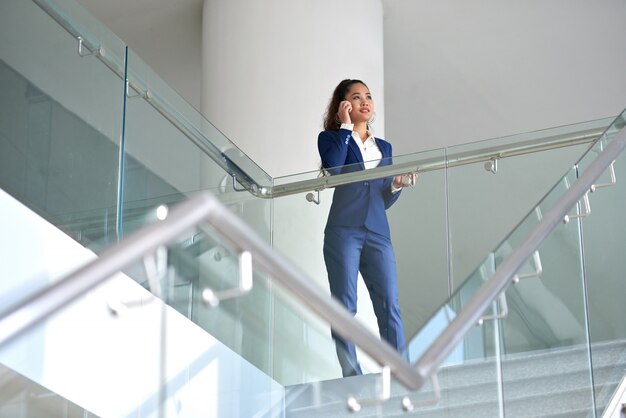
[411,125,626,388]
[31,0,271,194]
[270,125,605,198]
[602,374,626,418]
[0,192,423,390]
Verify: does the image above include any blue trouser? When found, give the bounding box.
[323,225,406,377]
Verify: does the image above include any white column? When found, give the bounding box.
[201,0,385,384]
[201,0,384,178]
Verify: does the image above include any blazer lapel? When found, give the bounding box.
[347,137,366,170]
[374,138,391,166]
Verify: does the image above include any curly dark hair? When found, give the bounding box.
[322,79,368,131]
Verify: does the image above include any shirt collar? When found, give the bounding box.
[351,131,376,148]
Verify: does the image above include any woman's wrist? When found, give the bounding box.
[340,123,354,131]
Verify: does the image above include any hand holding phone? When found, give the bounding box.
[338,100,352,124]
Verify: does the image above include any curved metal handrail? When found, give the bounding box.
[32,0,271,195]
[0,191,423,391]
[269,125,605,199]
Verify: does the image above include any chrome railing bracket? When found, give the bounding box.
[143,245,168,298]
[305,190,321,205]
[346,366,391,412]
[591,161,617,192]
[200,250,253,307]
[125,80,141,98]
[232,174,247,192]
[513,250,543,283]
[563,191,591,223]
[484,157,499,174]
[77,36,104,57]
[478,291,509,324]
[401,374,441,411]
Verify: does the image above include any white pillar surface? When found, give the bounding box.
[202,0,386,383]
[201,0,385,178]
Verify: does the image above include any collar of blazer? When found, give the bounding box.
[347,135,390,169]
[347,137,366,170]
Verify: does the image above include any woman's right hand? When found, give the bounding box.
[338,100,352,125]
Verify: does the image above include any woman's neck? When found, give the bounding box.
[354,122,368,142]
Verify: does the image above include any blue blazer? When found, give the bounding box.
[318,128,401,237]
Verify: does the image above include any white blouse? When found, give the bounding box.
[340,123,401,193]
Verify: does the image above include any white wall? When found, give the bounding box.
[201,0,385,178]
[76,0,204,110]
[383,0,626,155]
[202,0,387,380]
[76,0,626,174]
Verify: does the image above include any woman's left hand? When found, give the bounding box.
[394,173,416,188]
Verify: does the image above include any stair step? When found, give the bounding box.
[285,339,626,417]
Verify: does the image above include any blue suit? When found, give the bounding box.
[318,128,406,376]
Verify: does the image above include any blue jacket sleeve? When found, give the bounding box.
[381,142,401,209]
[318,129,353,174]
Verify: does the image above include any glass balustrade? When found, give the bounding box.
[272,147,450,369]
[0,364,98,418]
[444,118,608,290]
[4,0,626,415]
[490,166,594,417]
[180,224,346,386]
[121,48,272,241]
[573,110,626,417]
[0,0,125,250]
[271,118,610,386]
[416,110,625,418]
[0,222,286,418]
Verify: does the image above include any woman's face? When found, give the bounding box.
[345,83,374,125]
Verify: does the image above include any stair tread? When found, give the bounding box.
[285,339,626,417]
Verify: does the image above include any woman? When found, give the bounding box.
[318,79,410,377]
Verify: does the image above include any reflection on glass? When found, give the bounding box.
[446,136,592,293]
[0,0,124,250]
[0,232,284,418]
[0,364,99,418]
[573,109,626,416]
[497,193,593,416]
[124,49,271,192]
[181,224,342,385]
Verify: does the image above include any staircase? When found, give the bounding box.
[285,340,626,417]
[2,0,626,416]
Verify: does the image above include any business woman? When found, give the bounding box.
[318,79,409,377]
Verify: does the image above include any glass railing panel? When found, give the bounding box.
[0,364,99,418]
[445,121,603,292]
[573,109,626,416]
[0,242,284,418]
[121,49,273,244]
[446,117,611,162]
[387,148,450,341]
[491,165,594,417]
[272,148,448,367]
[112,187,272,309]
[33,0,127,74]
[174,222,417,416]
[161,208,426,418]
[0,0,125,250]
[179,222,346,386]
[400,256,503,417]
[124,49,272,192]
